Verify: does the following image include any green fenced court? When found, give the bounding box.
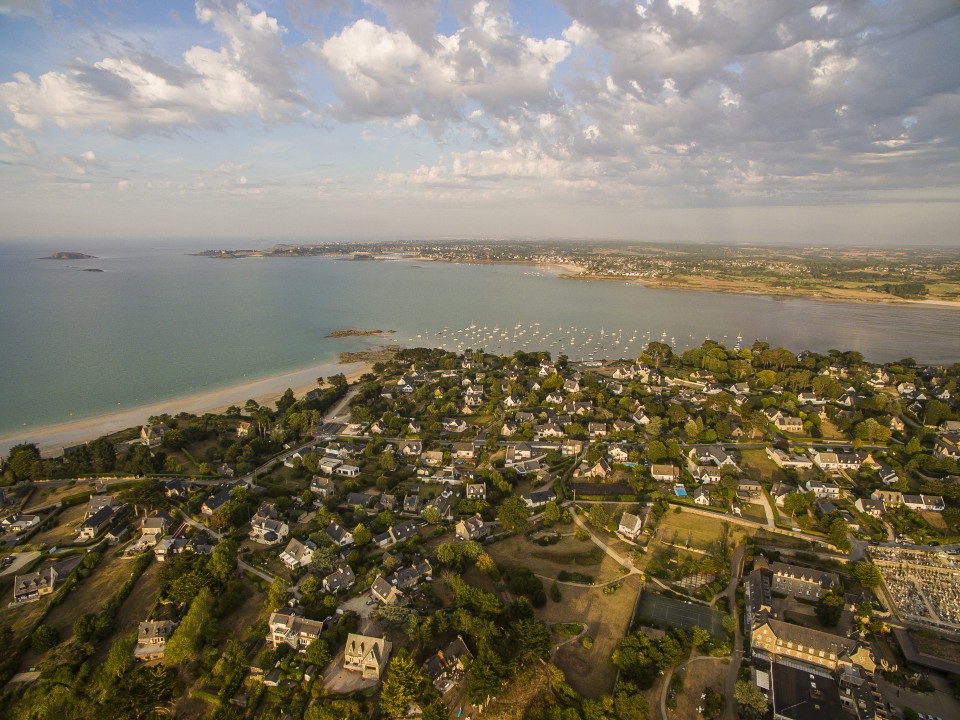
[634,591,727,638]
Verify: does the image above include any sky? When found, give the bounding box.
[0,0,958,245]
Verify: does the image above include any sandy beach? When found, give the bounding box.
[0,360,371,458]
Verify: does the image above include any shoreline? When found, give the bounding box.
[0,360,371,458]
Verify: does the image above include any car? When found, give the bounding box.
[929,541,940,546]
[366,598,375,605]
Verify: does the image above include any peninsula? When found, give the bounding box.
[195,241,960,307]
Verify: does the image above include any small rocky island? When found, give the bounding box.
[326,329,394,338]
[40,252,98,260]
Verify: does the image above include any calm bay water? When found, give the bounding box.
[0,240,957,436]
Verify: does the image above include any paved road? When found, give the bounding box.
[721,545,745,720]
[567,503,636,573]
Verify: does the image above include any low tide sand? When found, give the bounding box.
[0,360,371,458]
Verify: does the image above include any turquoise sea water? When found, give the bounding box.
[0,240,957,436]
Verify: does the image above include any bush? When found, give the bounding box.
[31,625,59,652]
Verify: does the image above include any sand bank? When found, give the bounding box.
[0,360,371,458]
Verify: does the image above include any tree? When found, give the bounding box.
[815,590,845,627]
[466,646,508,704]
[852,561,882,589]
[828,517,851,551]
[305,637,330,667]
[783,491,814,518]
[30,624,59,652]
[6,443,40,482]
[589,504,609,531]
[422,506,442,524]
[165,587,216,664]
[353,523,372,546]
[543,500,561,523]
[209,537,238,584]
[265,576,289,610]
[498,496,531,533]
[734,679,768,719]
[379,651,427,717]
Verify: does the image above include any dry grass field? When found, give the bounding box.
[93,558,163,663]
[671,657,728,720]
[28,505,87,546]
[654,511,741,553]
[486,533,622,584]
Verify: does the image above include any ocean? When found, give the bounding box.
[0,240,957,436]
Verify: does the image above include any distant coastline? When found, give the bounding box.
[193,243,960,309]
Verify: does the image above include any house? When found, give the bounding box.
[310,475,336,498]
[280,538,316,569]
[164,479,194,499]
[751,618,874,674]
[691,465,721,484]
[871,489,903,507]
[268,609,325,650]
[743,567,772,630]
[618,511,645,540]
[534,422,564,439]
[854,497,885,517]
[343,633,392,680]
[769,482,796,508]
[79,505,117,540]
[805,479,841,499]
[500,421,518,437]
[84,495,117,520]
[765,447,813,469]
[650,464,680,482]
[140,510,172,540]
[588,422,608,438]
[934,433,960,459]
[1,513,40,534]
[403,494,421,514]
[903,494,945,512]
[14,564,58,603]
[134,620,177,662]
[345,492,376,510]
[399,440,423,457]
[374,519,421,547]
[465,483,487,501]
[502,395,523,409]
[773,415,804,433]
[423,636,472,694]
[452,442,476,460]
[326,521,354,548]
[455,514,489,541]
[442,418,468,433]
[737,479,762,498]
[423,493,454,522]
[371,575,404,605]
[546,392,564,404]
[422,451,445,467]
[693,487,711,506]
[318,457,342,475]
[608,445,629,464]
[562,439,583,456]
[236,420,252,438]
[335,464,360,478]
[250,516,289,546]
[140,423,168,447]
[771,561,839,600]
[323,565,356,593]
[522,487,557,509]
[585,458,612,480]
[201,488,232,516]
[812,450,862,471]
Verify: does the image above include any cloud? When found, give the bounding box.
[0,0,309,136]
[317,1,570,126]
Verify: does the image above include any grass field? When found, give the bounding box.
[673,658,728,720]
[93,558,162,663]
[634,591,727,638]
[739,503,767,524]
[486,534,624,584]
[483,532,640,698]
[655,511,739,553]
[28,505,86,547]
[24,482,98,511]
[543,574,643,698]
